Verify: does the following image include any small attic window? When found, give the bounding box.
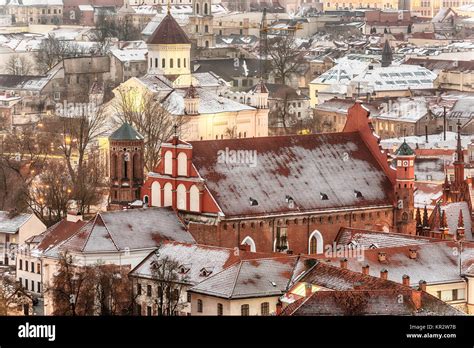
[270,281,277,287]
[249,197,258,206]
[354,190,363,198]
[320,193,329,200]
[179,265,191,274]
[200,267,213,277]
[369,243,379,249]
[286,195,295,208]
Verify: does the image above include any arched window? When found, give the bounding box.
[163,183,172,207]
[190,185,200,212]
[195,3,199,14]
[155,58,158,68]
[162,58,166,68]
[205,25,209,33]
[123,153,129,178]
[170,58,173,68]
[151,181,161,207]
[110,154,117,178]
[177,152,187,176]
[133,153,140,179]
[177,184,186,210]
[205,40,209,48]
[177,58,181,68]
[204,2,208,15]
[241,236,256,252]
[308,230,324,254]
[143,195,149,205]
[164,151,172,175]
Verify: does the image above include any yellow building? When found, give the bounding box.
[111,11,269,141]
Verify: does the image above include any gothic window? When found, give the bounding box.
[133,153,141,179]
[190,185,200,212]
[123,153,129,179]
[308,230,323,254]
[111,154,117,178]
[275,226,288,252]
[241,236,256,252]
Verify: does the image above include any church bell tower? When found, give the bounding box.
[108,123,144,208]
[190,0,215,48]
[394,140,416,235]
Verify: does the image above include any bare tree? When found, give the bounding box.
[4,54,33,75]
[26,160,72,226]
[47,251,96,316]
[35,35,85,74]
[93,13,141,54]
[268,36,305,85]
[149,248,189,316]
[58,106,108,214]
[113,88,188,173]
[269,90,298,134]
[0,274,33,316]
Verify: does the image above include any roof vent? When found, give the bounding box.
[320,192,329,200]
[249,197,258,206]
[285,195,295,208]
[270,281,277,287]
[354,190,363,198]
[199,267,213,277]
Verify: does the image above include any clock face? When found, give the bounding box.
[402,160,408,167]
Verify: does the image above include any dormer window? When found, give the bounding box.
[354,190,363,198]
[249,197,258,206]
[286,195,295,208]
[320,193,329,200]
[179,264,191,274]
[369,243,379,249]
[200,267,213,277]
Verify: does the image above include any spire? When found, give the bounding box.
[395,140,414,156]
[422,206,429,227]
[456,119,464,163]
[167,0,171,14]
[453,118,465,187]
[457,209,465,241]
[415,208,422,235]
[381,37,393,68]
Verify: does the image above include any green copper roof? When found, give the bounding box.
[395,141,414,156]
[109,123,144,141]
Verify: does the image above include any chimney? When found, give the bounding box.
[411,289,422,310]
[380,269,388,280]
[340,258,348,269]
[402,274,410,286]
[67,210,83,222]
[305,283,312,298]
[276,300,282,315]
[418,280,427,292]
[408,249,417,260]
[378,252,386,262]
[362,264,370,275]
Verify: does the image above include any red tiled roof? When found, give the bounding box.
[35,219,87,253]
[147,13,191,45]
[189,132,394,217]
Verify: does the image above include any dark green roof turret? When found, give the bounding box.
[395,140,415,156]
[109,123,144,141]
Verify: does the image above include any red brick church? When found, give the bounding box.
[139,102,421,254]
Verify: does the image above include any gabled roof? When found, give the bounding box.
[130,241,275,286]
[109,123,144,141]
[60,207,195,253]
[0,211,32,233]
[147,13,191,45]
[189,132,394,217]
[336,227,435,249]
[189,256,307,299]
[29,219,87,254]
[282,289,464,316]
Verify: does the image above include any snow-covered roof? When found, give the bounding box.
[442,202,472,241]
[375,97,429,123]
[110,48,147,63]
[78,4,94,11]
[189,256,304,299]
[187,132,394,217]
[381,132,472,152]
[414,183,443,209]
[310,59,370,85]
[324,240,474,286]
[0,211,32,233]
[336,228,434,249]
[351,65,437,93]
[164,87,254,116]
[59,207,195,253]
[3,0,63,5]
